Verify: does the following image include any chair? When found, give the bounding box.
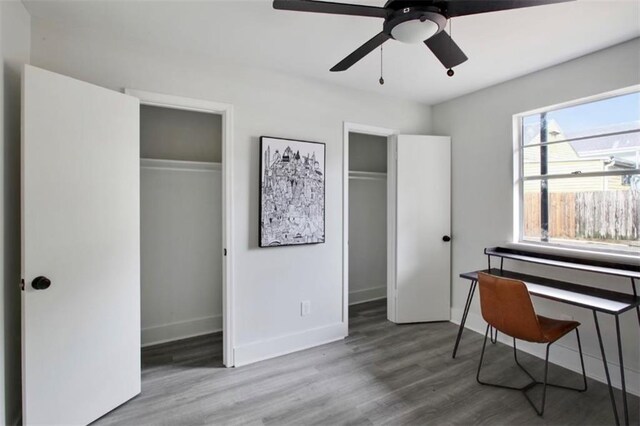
[475,272,588,416]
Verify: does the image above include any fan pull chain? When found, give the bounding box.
[379,45,385,85]
[447,19,454,77]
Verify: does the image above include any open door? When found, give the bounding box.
[390,135,451,323]
[21,65,141,425]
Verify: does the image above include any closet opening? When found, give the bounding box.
[348,131,389,320]
[139,104,224,366]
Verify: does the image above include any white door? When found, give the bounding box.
[392,135,451,323]
[21,65,141,425]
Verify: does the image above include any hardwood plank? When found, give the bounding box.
[95,300,638,425]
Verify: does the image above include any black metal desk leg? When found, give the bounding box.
[593,311,620,426]
[631,278,639,327]
[615,315,629,426]
[452,279,477,358]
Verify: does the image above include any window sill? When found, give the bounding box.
[505,241,640,266]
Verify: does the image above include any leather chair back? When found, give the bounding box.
[477,272,546,343]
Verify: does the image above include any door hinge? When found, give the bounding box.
[20,278,25,291]
[224,248,227,256]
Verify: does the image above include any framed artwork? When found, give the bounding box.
[260,136,326,247]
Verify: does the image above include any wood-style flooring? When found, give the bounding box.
[95,300,638,425]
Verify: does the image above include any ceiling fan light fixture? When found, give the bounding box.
[274,0,575,73]
[390,19,439,43]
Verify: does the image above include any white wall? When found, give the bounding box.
[29,20,432,366]
[140,160,222,346]
[349,177,387,305]
[141,105,222,162]
[1,1,30,423]
[349,133,387,173]
[349,133,387,305]
[432,38,640,395]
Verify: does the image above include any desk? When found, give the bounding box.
[453,248,640,426]
[483,247,640,326]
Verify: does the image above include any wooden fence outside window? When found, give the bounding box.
[524,190,639,244]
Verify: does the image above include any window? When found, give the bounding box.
[515,88,640,254]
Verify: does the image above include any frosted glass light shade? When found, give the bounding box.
[391,19,439,43]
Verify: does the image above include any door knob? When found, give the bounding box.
[32,276,51,290]
[442,235,451,242]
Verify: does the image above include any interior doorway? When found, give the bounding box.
[126,89,235,367]
[343,123,396,327]
[348,132,388,308]
[344,124,452,327]
[139,104,223,365]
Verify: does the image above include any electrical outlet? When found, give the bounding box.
[301,300,311,316]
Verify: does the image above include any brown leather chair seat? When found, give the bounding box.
[536,315,579,343]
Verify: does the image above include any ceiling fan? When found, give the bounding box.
[273,0,573,76]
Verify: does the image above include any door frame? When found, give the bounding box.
[125,89,235,367]
[342,122,397,327]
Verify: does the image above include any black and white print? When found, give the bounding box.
[260,136,325,247]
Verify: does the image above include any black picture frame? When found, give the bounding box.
[259,136,326,248]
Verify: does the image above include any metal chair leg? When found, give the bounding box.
[477,328,541,392]
[490,326,499,344]
[477,327,588,417]
[520,343,551,416]
[513,338,536,383]
[512,336,587,393]
[476,324,491,385]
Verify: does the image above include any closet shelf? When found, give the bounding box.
[349,170,387,180]
[141,158,222,172]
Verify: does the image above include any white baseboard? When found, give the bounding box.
[451,307,640,397]
[349,286,386,305]
[141,314,222,347]
[234,322,347,367]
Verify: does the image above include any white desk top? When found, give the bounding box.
[460,269,639,315]
[525,282,631,313]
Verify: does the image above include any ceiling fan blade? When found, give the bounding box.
[273,0,388,18]
[331,32,390,72]
[424,31,468,69]
[440,0,574,18]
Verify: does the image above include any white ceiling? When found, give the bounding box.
[24,0,640,105]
